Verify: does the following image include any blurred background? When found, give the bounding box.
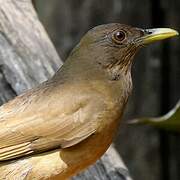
[35,1,179,180]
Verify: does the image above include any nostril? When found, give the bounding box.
[144,29,153,35]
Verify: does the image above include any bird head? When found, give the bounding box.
[73,23,178,76]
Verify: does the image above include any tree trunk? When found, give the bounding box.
[0,0,132,179]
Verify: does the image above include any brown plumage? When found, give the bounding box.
[0,23,178,179]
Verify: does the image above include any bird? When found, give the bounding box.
[0,23,178,180]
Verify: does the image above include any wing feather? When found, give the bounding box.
[0,85,103,161]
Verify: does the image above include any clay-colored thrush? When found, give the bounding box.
[0,24,178,179]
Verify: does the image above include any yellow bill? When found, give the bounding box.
[141,28,179,44]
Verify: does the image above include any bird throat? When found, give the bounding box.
[98,45,139,81]
[104,54,135,82]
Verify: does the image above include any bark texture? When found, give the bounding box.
[0,0,132,179]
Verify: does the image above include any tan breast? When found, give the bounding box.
[51,80,128,179]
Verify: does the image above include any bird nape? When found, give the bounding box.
[0,23,178,180]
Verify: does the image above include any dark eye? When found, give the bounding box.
[112,31,126,44]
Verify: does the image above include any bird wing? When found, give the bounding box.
[0,85,104,161]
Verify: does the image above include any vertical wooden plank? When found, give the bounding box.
[163,0,180,180]
[151,0,180,180]
[150,1,171,179]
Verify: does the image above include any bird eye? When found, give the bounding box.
[112,31,126,44]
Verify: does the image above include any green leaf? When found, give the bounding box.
[129,100,180,132]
